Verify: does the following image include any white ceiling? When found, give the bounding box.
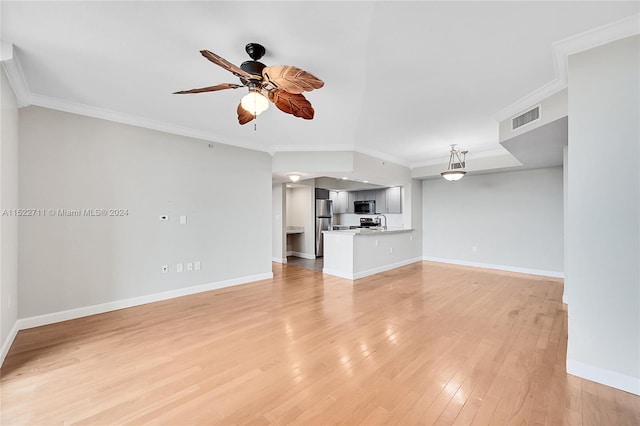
[2,1,638,168]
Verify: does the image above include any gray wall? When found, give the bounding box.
[18,106,272,318]
[566,35,639,393]
[1,68,19,359]
[422,167,563,275]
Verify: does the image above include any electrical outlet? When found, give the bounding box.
[162,265,168,273]
[177,263,183,273]
[389,247,394,254]
[375,239,379,247]
[409,235,413,241]
[187,262,193,271]
[195,261,201,271]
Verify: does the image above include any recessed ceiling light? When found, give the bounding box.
[289,174,301,182]
[363,180,369,183]
[342,177,349,180]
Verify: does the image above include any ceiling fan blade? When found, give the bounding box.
[173,83,244,94]
[263,66,324,94]
[268,89,315,120]
[200,50,254,79]
[237,103,255,125]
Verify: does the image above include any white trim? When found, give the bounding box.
[323,257,422,280]
[270,144,355,154]
[423,256,564,279]
[0,321,20,367]
[493,14,639,123]
[567,359,640,396]
[269,145,410,168]
[321,268,354,280]
[352,146,410,168]
[287,251,315,260]
[1,44,31,107]
[28,94,265,153]
[272,257,287,263]
[353,257,422,280]
[16,272,273,331]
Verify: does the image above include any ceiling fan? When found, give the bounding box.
[173,43,324,125]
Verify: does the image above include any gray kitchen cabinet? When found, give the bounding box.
[375,189,388,214]
[329,191,344,214]
[360,190,376,202]
[347,191,357,213]
[386,186,402,213]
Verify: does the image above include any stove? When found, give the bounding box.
[359,217,379,228]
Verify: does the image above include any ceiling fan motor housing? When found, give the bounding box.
[240,60,266,77]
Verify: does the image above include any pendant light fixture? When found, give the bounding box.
[441,145,468,181]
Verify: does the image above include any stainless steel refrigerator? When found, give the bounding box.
[315,199,333,257]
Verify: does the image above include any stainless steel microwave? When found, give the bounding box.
[354,200,376,214]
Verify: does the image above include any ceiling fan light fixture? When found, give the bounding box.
[240,91,269,116]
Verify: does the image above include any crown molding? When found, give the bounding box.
[269,144,410,168]
[352,145,410,168]
[1,44,31,107]
[269,144,355,155]
[29,94,267,153]
[493,14,639,123]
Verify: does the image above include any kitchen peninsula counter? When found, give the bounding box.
[322,228,421,280]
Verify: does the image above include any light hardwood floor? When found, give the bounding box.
[1,261,639,425]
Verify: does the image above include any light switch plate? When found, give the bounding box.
[195,261,201,271]
[176,263,183,273]
[180,215,187,225]
[187,262,193,271]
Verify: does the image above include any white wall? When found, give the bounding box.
[422,167,563,276]
[18,106,273,320]
[285,186,314,257]
[566,35,639,395]
[0,67,19,362]
[271,183,286,263]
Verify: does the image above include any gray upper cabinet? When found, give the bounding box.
[359,190,376,201]
[375,189,388,214]
[329,187,401,214]
[386,186,402,214]
[329,191,341,213]
[347,191,356,213]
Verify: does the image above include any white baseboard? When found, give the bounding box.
[272,257,287,264]
[422,256,564,279]
[353,257,423,280]
[323,257,423,280]
[321,268,354,280]
[567,358,640,396]
[287,251,316,260]
[0,321,20,366]
[16,272,273,331]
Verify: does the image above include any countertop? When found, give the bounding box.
[286,226,304,234]
[323,228,414,235]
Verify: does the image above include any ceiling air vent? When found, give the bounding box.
[512,106,540,130]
